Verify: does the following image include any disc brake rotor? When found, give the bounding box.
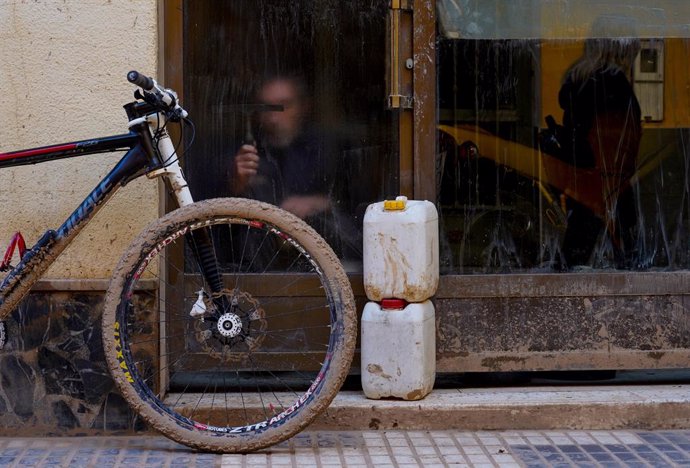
[194,288,267,362]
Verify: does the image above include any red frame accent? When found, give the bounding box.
[0,143,78,163]
[1,232,27,270]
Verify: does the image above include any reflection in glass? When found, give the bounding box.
[183,1,397,271]
[437,11,690,273]
[557,18,642,270]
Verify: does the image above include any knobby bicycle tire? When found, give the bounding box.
[102,198,356,452]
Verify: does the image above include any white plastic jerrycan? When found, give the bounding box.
[361,299,436,400]
[363,196,439,302]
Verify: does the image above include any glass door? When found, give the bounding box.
[163,0,400,379]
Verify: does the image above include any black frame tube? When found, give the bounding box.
[0,133,141,169]
[0,127,157,314]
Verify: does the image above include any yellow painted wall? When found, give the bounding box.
[539,41,582,127]
[658,38,690,129]
[539,39,690,129]
[0,1,159,279]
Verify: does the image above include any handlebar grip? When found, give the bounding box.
[127,70,154,91]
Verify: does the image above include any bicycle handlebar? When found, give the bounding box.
[127,70,154,91]
[126,70,188,121]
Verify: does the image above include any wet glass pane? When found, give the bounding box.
[183,1,397,272]
[438,0,690,40]
[437,3,690,273]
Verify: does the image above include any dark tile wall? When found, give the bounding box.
[0,292,145,435]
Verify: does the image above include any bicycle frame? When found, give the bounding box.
[0,108,189,318]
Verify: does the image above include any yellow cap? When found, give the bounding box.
[383,199,406,210]
[384,196,408,211]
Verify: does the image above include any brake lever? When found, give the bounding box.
[134,88,161,107]
[134,85,188,122]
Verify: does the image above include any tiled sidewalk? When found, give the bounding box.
[1,430,690,467]
[0,436,212,467]
[223,430,690,467]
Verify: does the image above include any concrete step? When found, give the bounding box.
[169,384,690,431]
[314,386,690,430]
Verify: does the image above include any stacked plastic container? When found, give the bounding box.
[361,196,439,400]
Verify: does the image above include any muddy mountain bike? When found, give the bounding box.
[0,72,356,453]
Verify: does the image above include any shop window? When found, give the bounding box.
[436,0,690,273]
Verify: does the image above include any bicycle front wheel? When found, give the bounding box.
[102,198,356,452]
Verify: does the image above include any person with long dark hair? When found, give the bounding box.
[558,16,642,269]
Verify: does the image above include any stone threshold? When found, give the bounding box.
[167,385,690,431]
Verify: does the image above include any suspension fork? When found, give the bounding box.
[151,120,225,302]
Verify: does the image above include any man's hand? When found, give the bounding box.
[232,144,260,194]
[281,195,330,219]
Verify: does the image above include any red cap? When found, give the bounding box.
[381,298,407,310]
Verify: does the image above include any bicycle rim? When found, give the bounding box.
[103,199,355,452]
